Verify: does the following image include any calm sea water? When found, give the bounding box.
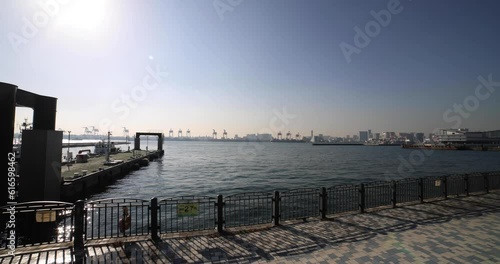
[84,141,500,200]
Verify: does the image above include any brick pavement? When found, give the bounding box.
[1,192,499,263]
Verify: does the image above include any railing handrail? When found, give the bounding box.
[85,197,150,204]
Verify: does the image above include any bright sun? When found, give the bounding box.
[55,0,109,36]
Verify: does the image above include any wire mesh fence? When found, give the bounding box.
[157,196,216,233]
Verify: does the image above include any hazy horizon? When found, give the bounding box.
[2,0,499,137]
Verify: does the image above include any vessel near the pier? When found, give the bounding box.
[312,141,363,146]
[94,141,120,154]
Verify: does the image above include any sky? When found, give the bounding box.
[1,0,499,138]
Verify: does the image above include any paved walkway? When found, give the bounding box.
[1,192,499,263]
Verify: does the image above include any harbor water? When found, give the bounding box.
[86,141,500,200]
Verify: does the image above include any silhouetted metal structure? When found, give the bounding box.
[134,132,164,151]
[1,82,62,205]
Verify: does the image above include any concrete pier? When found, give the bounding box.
[61,150,164,202]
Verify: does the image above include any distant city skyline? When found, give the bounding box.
[2,1,500,137]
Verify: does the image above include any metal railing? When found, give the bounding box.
[0,201,74,248]
[224,192,273,228]
[84,198,150,240]
[280,188,320,221]
[1,171,499,250]
[157,196,216,234]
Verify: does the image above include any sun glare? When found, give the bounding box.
[55,0,109,36]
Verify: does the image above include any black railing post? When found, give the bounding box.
[484,173,489,193]
[273,191,280,226]
[392,181,397,208]
[216,195,224,233]
[74,200,85,264]
[320,187,327,219]
[150,197,159,242]
[419,178,424,203]
[465,174,470,196]
[359,184,365,213]
[443,176,448,199]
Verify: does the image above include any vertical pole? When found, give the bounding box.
[484,173,489,193]
[273,191,280,226]
[216,195,224,233]
[320,187,327,219]
[150,197,159,241]
[465,174,470,196]
[392,181,397,208]
[443,176,448,199]
[359,184,365,213]
[419,178,424,203]
[74,200,85,264]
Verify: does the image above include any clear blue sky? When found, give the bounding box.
[1,0,499,137]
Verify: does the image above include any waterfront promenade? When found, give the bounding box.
[1,191,499,263]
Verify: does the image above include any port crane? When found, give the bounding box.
[178,129,183,138]
[169,128,174,138]
[186,129,191,138]
[222,129,228,139]
[277,131,282,140]
[212,129,217,139]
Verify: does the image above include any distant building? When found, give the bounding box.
[374,133,380,140]
[359,131,368,142]
[437,129,500,144]
[415,133,424,143]
[367,129,372,139]
[257,133,272,141]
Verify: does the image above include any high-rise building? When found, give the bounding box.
[359,131,368,142]
[415,133,424,143]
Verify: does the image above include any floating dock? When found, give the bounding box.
[61,150,164,202]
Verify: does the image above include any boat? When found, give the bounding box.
[94,141,121,154]
[312,141,363,146]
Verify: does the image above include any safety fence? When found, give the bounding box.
[1,171,499,250]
